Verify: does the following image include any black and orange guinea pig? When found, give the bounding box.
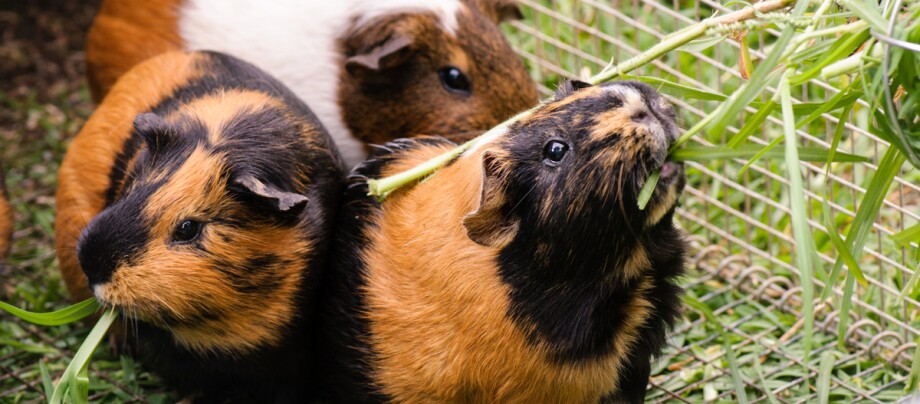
[316,80,687,403]
[0,166,12,260]
[54,50,343,401]
[86,0,539,167]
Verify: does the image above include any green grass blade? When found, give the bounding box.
[752,355,780,404]
[738,136,785,176]
[907,338,920,394]
[683,295,750,404]
[621,75,728,101]
[677,35,727,53]
[837,276,856,348]
[822,147,906,301]
[707,0,811,138]
[872,109,920,170]
[794,88,861,130]
[826,147,907,347]
[822,200,868,287]
[837,0,888,32]
[672,108,719,150]
[670,145,867,163]
[789,29,871,86]
[49,307,118,404]
[0,298,100,326]
[896,261,920,306]
[891,223,920,247]
[39,360,54,400]
[780,76,816,366]
[817,350,839,404]
[825,104,854,179]
[637,169,661,210]
[728,100,776,148]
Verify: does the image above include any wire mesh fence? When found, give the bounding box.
[504,0,919,402]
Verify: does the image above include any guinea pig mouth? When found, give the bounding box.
[658,161,682,182]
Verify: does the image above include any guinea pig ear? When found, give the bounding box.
[133,112,175,153]
[234,175,309,212]
[554,79,592,100]
[490,0,525,22]
[462,152,518,248]
[345,34,414,76]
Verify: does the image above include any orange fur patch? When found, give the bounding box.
[86,0,184,101]
[360,146,649,402]
[0,176,12,261]
[56,51,202,303]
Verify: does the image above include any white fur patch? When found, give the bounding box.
[178,0,465,168]
[352,0,465,35]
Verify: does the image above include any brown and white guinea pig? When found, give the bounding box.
[0,166,12,261]
[55,50,343,401]
[86,0,539,167]
[315,80,687,403]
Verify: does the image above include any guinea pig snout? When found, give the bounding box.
[76,206,148,287]
[628,105,675,147]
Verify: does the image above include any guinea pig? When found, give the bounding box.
[0,166,12,261]
[315,80,687,403]
[86,0,539,167]
[54,50,343,401]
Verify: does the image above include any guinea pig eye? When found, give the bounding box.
[173,220,202,243]
[438,66,472,95]
[543,140,569,163]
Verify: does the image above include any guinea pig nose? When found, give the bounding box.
[77,229,118,286]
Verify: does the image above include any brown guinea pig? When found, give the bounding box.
[0,166,12,261]
[55,50,343,401]
[86,0,539,167]
[316,81,687,403]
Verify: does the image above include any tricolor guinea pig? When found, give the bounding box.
[316,81,687,403]
[0,166,12,260]
[55,50,343,401]
[86,0,539,167]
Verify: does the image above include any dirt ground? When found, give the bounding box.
[0,0,100,284]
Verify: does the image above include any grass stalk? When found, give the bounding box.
[49,307,118,404]
[779,73,816,367]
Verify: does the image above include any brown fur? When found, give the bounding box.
[0,167,12,261]
[356,145,654,402]
[56,52,198,303]
[339,3,537,147]
[86,0,183,102]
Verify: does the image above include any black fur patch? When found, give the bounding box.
[490,81,685,402]
[78,182,158,285]
[314,136,456,402]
